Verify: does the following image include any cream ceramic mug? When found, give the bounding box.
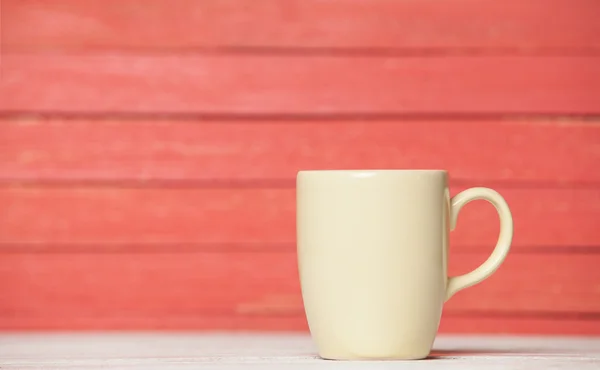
[297,170,513,360]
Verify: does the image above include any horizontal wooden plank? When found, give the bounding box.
[0,187,598,249]
[2,315,599,335]
[2,119,599,185]
[3,0,599,51]
[1,55,599,114]
[0,252,597,324]
[437,316,600,336]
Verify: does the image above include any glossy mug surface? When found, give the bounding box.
[297,170,513,360]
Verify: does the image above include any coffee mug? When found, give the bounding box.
[297,170,512,360]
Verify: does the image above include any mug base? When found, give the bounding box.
[319,350,431,361]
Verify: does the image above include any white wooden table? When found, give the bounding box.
[1,333,599,369]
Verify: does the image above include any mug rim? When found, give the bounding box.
[297,169,447,174]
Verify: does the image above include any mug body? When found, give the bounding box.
[297,170,450,360]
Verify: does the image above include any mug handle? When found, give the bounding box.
[445,187,513,301]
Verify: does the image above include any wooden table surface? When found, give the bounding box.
[1,333,599,369]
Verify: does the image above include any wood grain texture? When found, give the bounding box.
[0,252,598,324]
[1,55,599,114]
[438,317,600,336]
[2,315,599,335]
[0,187,598,249]
[2,119,599,185]
[3,334,600,369]
[2,334,600,370]
[3,0,600,51]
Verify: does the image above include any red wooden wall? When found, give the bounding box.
[1,0,599,334]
